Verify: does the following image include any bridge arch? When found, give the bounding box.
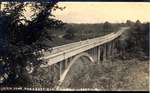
[56,52,94,89]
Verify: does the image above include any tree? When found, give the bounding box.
[2,2,60,44]
[126,20,134,26]
[125,20,149,59]
[63,26,76,40]
[0,1,64,86]
[103,21,112,33]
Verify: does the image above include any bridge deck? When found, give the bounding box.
[40,27,129,66]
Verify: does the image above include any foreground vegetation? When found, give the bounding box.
[63,58,149,90]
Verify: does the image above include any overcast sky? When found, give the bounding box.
[52,2,150,23]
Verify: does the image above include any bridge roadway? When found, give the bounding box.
[39,27,129,66]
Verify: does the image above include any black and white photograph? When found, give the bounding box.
[0,0,149,91]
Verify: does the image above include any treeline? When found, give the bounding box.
[117,20,149,59]
[48,22,120,41]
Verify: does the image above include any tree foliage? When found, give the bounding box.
[0,1,65,86]
[124,20,149,59]
[63,26,76,40]
[103,21,113,32]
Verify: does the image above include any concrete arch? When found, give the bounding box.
[56,52,94,89]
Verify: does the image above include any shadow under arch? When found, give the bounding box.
[56,52,94,89]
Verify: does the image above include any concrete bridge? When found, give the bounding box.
[34,27,129,89]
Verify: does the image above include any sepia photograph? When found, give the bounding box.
[0,1,149,91]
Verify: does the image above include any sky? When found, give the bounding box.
[52,2,150,23]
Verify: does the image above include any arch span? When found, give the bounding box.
[56,52,94,89]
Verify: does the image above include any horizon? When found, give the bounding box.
[62,20,149,24]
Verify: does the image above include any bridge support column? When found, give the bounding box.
[94,47,97,62]
[108,42,112,59]
[90,48,96,62]
[64,59,68,69]
[52,64,55,83]
[111,40,115,58]
[95,47,98,63]
[97,46,100,64]
[114,39,119,57]
[53,63,60,83]
[59,62,63,80]
[103,44,107,62]
[93,48,96,61]
[106,43,108,59]
[91,49,94,59]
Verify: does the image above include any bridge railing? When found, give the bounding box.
[44,32,115,55]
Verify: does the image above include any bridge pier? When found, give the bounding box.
[53,63,60,83]
[114,39,120,57]
[111,40,116,58]
[92,48,96,62]
[100,46,104,62]
[108,42,112,59]
[97,46,100,64]
[64,61,67,70]
[106,43,108,59]
[95,46,99,63]
[93,47,96,62]
[103,44,107,62]
[95,46,98,62]
[88,48,96,63]
[64,59,68,69]
[59,62,62,80]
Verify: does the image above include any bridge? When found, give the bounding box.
[30,27,129,89]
